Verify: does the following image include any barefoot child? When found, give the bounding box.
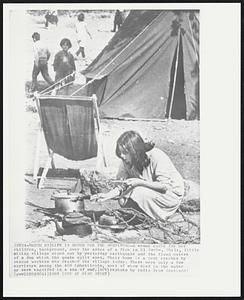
[53,38,76,84]
[75,12,92,63]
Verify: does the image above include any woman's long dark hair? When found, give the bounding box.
[116,131,155,174]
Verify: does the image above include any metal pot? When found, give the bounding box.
[52,212,92,236]
[51,191,87,214]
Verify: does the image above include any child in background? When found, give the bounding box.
[75,12,92,64]
[111,10,124,32]
[30,32,54,92]
[44,11,50,28]
[53,38,76,84]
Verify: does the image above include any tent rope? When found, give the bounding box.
[168,26,181,120]
[40,71,76,95]
[187,14,199,65]
[70,11,165,96]
[47,79,77,95]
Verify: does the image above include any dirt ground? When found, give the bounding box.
[24,11,200,244]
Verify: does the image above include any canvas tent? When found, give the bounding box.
[82,10,199,120]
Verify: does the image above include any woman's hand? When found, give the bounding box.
[124,178,145,188]
[91,188,121,203]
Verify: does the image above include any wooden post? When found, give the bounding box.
[33,125,42,180]
[92,94,107,169]
[35,94,55,171]
[38,151,54,189]
[168,27,181,120]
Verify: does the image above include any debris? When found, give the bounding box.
[178,209,200,230]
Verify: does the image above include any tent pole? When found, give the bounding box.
[168,27,181,120]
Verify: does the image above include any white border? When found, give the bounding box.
[3,3,240,296]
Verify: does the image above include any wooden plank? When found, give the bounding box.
[40,178,77,190]
[39,95,93,101]
[37,168,80,178]
[102,117,167,122]
[35,176,78,181]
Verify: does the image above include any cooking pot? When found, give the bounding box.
[52,212,92,236]
[51,191,88,214]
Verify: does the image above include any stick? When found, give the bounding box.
[94,226,120,243]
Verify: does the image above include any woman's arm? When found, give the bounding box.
[124,178,167,194]
[94,186,124,202]
[96,178,167,203]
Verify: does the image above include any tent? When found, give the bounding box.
[82,10,199,120]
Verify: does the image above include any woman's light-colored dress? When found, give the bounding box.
[117,148,185,221]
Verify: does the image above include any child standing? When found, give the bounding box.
[44,11,50,28]
[30,32,54,92]
[111,10,124,32]
[75,13,92,63]
[53,38,76,84]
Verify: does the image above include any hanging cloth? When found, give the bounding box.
[40,98,98,160]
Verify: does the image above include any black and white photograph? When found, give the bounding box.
[22,8,200,244]
[3,3,240,297]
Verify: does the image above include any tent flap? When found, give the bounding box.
[84,10,199,120]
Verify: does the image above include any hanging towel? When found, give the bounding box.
[40,98,98,160]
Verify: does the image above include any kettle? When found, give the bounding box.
[51,212,92,237]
